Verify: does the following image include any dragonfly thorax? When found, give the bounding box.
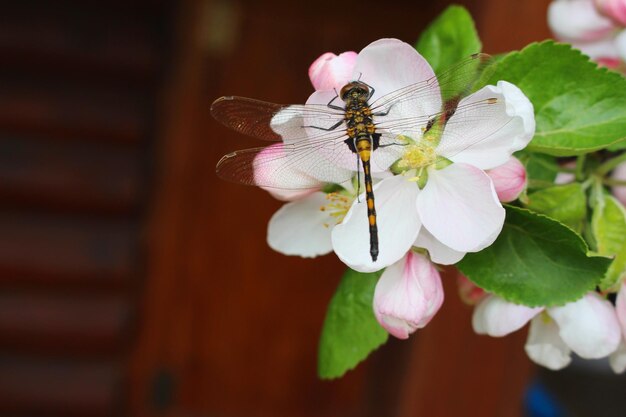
[340,81,370,105]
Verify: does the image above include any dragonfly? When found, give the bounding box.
[212,53,508,262]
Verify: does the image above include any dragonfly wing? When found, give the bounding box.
[211,96,345,142]
[216,142,355,190]
[435,84,532,169]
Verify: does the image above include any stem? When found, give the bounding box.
[575,154,586,181]
[597,152,626,176]
[602,178,626,187]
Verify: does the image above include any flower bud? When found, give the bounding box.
[611,161,626,206]
[308,51,357,91]
[594,0,626,26]
[373,252,444,339]
[487,157,527,202]
[548,0,615,42]
[457,273,486,305]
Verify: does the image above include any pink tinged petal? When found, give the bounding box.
[487,157,527,203]
[609,342,626,374]
[414,228,466,265]
[616,30,626,65]
[308,51,358,91]
[616,282,626,338]
[472,295,543,337]
[352,38,440,113]
[548,0,615,42]
[267,192,334,258]
[612,162,626,206]
[548,292,622,359]
[573,36,621,60]
[595,0,626,26]
[332,175,421,273]
[457,273,487,305]
[525,315,572,370]
[438,81,535,170]
[373,252,444,339]
[418,163,505,253]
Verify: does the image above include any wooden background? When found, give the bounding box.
[0,0,552,416]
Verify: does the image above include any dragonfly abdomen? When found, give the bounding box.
[356,136,379,262]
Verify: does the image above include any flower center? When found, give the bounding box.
[396,143,437,171]
[320,192,353,227]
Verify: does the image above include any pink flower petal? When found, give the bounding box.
[267,192,334,257]
[595,0,626,26]
[417,163,505,253]
[548,0,615,42]
[438,81,535,170]
[611,162,626,206]
[525,315,572,370]
[352,38,439,108]
[610,341,626,374]
[308,51,358,91]
[332,175,420,272]
[472,295,543,337]
[373,252,444,339]
[548,292,622,359]
[457,273,487,305]
[487,157,527,203]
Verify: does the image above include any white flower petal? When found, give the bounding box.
[308,51,358,91]
[352,38,439,107]
[472,295,542,337]
[609,341,626,374]
[332,175,420,272]
[548,293,622,359]
[548,0,615,42]
[373,252,444,339]
[525,315,572,370]
[616,30,626,67]
[414,228,466,265]
[267,192,334,257]
[615,282,626,338]
[418,163,505,252]
[438,81,535,170]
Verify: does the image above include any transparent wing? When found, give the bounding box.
[214,53,506,189]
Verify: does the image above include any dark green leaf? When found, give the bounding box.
[592,194,626,290]
[318,268,387,379]
[457,206,611,307]
[415,5,481,74]
[522,152,560,185]
[481,41,626,155]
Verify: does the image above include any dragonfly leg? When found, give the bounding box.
[326,92,345,111]
[373,103,393,117]
[305,119,344,131]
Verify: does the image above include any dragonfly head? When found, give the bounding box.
[340,81,370,103]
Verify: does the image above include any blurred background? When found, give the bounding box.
[0,0,604,416]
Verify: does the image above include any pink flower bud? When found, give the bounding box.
[487,157,527,203]
[373,252,444,339]
[457,273,486,305]
[548,0,615,42]
[611,161,626,206]
[308,51,357,91]
[594,0,626,26]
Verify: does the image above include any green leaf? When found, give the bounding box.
[525,183,587,231]
[415,5,481,74]
[592,194,626,290]
[457,206,611,307]
[522,152,560,186]
[318,268,387,379]
[481,41,626,156]
[592,194,626,255]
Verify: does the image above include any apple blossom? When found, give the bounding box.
[373,251,444,339]
[473,293,622,370]
[308,51,358,91]
[595,0,626,26]
[457,273,487,305]
[486,156,527,202]
[548,0,626,66]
